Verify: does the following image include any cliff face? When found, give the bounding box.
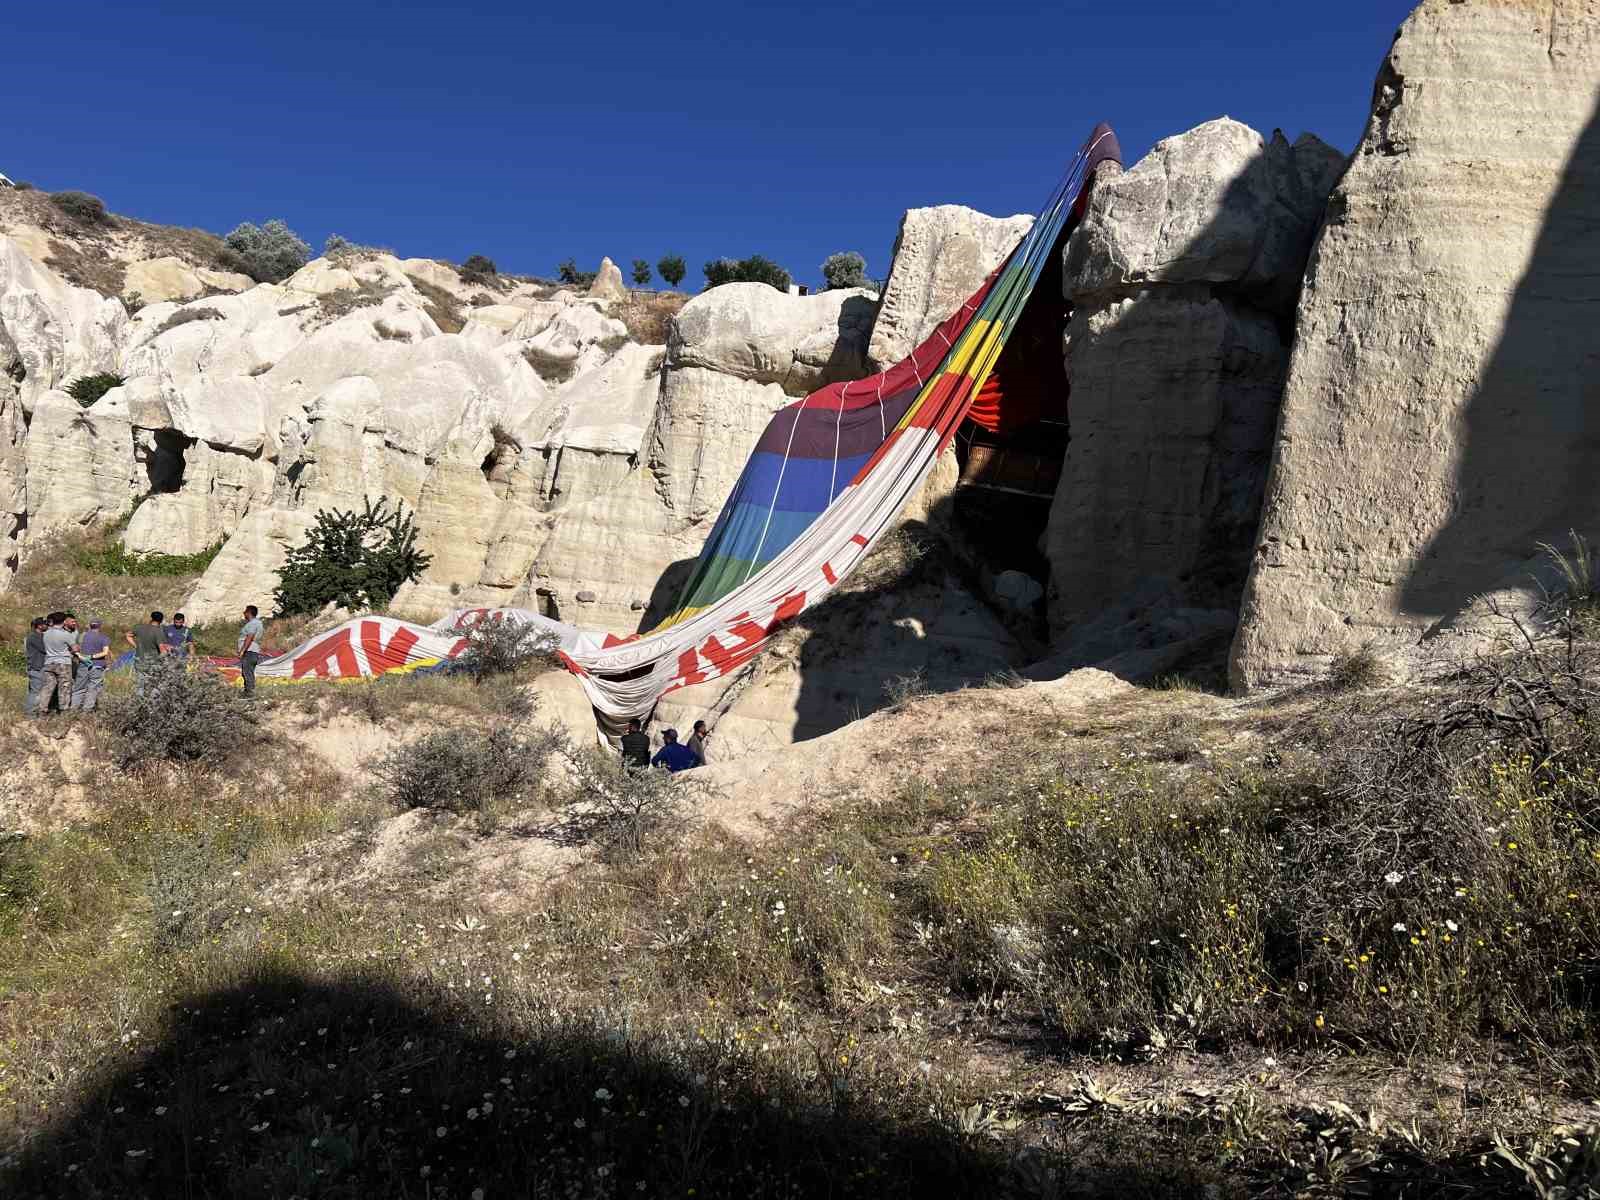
[1045,119,1345,663]
[1231,0,1600,688]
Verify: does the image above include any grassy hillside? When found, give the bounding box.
[0,543,1597,1197]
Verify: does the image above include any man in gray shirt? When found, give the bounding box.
[36,612,76,719]
[237,604,266,697]
[125,610,167,696]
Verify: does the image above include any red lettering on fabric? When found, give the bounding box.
[671,647,707,689]
[821,562,837,584]
[360,621,419,673]
[850,534,868,547]
[291,629,358,679]
[698,589,808,677]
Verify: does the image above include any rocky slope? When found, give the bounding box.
[1230,0,1600,687]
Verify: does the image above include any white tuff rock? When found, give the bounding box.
[1230,0,1600,688]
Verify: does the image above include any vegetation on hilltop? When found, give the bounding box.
[703,253,792,292]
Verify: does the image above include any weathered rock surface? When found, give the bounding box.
[588,256,627,302]
[0,192,1059,751]
[124,256,253,304]
[1230,0,1600,689]
[866,204,1033,371]
[1045,119,1345,657]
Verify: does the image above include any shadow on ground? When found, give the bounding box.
[1,969,1238,1199]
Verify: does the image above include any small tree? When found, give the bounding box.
[557,258,597,288]
[656,255,687,288]
[224,219,312,283]
[630,258,652,286]
[460,254,498,284]
[703,255,792,292]
[274,496,432,616]
[51,190,109,224]
[65,372,126,409]
[821,250,871,291]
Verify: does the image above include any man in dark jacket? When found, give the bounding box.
[619,718,651,769]
[23,617,48,714]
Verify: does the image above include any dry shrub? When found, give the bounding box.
[313,278,395,323]
[154,305,225,336]
[43,238,126,298]
[1327,640,1383,691]
[370,723,562,818]
[521,345,576,384]
[613,290,689,345]
[404,273,465,333]
[562,747,702,861]
[111,657,258,767]
[456,616,558,681]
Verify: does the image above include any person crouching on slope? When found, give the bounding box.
[651,728,701,773]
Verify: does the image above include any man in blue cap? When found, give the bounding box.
[650,728,702,773]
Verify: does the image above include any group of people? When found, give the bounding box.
[22,603,270,717]
[619,718,711,773]
[22,611,116,715]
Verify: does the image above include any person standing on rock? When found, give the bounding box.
[35,612,76,720]
[619,718,651,769]
[237,605,265,698]
[72,619,111,712]
[687,719,711,765]
[126,610,167,696]
[651,728,701,773]
[22,616,48,715]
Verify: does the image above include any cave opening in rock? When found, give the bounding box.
[480,426,518,500]
[948,260,1072,614]
[145,430,195,494]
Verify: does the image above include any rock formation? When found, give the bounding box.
[865,204,1033,371]
[1230,0,1600,688]
[587,257,627,302]
[1045,118,1345,660]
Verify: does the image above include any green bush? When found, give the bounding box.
[144,831,229,950]
[273,496,431,616]
[821,250,871,291]
[703,255,791,292]
[557,258,596,288]
[0,833,39,936]
[630,258,651,286]
[73,538,222,577]
[656,255,686,288]
[50,190,109,224]
[459,254,497,284]
[224,219,312,283]
[64,372,126,409]
[564,746,700,861]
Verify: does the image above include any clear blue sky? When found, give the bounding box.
[6,1,1417,289]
